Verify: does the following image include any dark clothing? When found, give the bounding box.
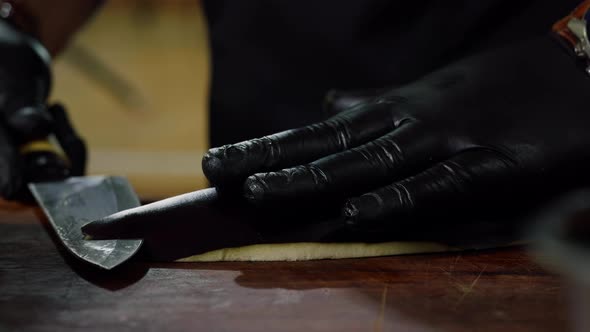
[202,0,579,147]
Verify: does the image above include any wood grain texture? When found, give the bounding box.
[0,206,568,332]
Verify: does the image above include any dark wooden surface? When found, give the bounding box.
[0,205,569,332]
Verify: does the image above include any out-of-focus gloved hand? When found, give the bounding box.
[200,35,590,231]
[0,20,86,200]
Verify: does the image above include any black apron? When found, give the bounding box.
[202,0,579,147]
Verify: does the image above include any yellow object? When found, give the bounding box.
[178,240,521,262]
[19,139,68,163]
[178,241,458,262]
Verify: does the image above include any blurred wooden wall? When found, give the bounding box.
[51,0,210,199]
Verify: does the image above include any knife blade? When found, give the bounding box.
[29,176,143,270]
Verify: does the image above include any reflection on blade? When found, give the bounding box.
[29,176,143,270]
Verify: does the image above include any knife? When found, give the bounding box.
[19,96,143,271]
[0,18,144,270]
[18,104,143,270]
[29,176,143,270]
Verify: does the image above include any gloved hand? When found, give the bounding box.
[0,20,86,200]
[200,35,590,230]
[83,34,590,243]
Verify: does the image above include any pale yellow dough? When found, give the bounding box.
[177,241,461,262]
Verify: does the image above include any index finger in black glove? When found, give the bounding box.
[243,120,450,202]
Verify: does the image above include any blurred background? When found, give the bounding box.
[50,0,209,199]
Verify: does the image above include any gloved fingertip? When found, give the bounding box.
[243,175,267,202]
[343,194,383,227]
[80,219,102,237]
[81,217,117,240]
[202,150,223,184]
[342,199,360,225]
[6,105,53,141]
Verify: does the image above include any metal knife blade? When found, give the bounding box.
[29,176,143,270]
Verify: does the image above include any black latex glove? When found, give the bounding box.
[200,36,590,230]
[0,20,86,199]
[83,34,590,244]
